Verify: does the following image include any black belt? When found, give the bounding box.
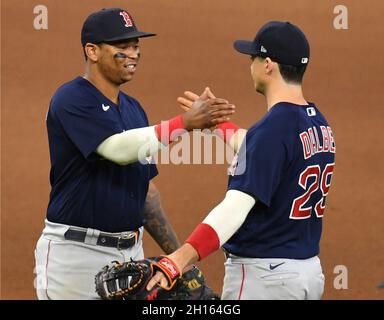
[64,228,139,250]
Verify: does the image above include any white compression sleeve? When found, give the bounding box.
[96,126,163,165]
[202,190,256,246]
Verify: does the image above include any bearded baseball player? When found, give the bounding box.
[34,8,234,299]
[145,21,336,300]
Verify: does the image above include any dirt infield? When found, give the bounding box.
[1,0,383,299]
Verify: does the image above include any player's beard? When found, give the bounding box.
[99,61,134,86]
[117,70,134,85]
[120,65,136,83]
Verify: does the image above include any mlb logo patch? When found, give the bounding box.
[306,107,316,117]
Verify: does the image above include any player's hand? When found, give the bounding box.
[177,87,216,111]
[146,270,169,291]
[182,88,235,130]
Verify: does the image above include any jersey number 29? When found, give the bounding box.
[290,163,335,219]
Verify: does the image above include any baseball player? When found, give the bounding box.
[147,21,336,300]
[34,8,234,300]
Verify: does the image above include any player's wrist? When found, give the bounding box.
[185,223,220,260]
[214,122,240,143]
[155,115,187,145]
[154,256,182,288]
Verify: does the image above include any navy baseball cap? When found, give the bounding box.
[234,21,310,66]
[81,8,156,46]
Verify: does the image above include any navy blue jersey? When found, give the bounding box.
[46,77,158,232]
[224,102,335,259]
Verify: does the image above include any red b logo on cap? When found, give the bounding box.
[120,11,133,28]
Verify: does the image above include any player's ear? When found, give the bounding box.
[264,57,275,75]
[84,43,100,62]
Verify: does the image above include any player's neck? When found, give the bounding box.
[83,68,120,105]
[265,81,307,111]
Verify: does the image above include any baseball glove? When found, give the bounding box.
[179,265,220,300]
[95,257,220,300]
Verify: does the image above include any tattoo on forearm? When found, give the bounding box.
[143,184,181,254]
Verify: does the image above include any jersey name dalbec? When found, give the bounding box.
[300,126,336,159]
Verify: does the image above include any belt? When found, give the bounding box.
[64,228,139,250]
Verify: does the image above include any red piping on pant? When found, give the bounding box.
[238,263,245,300]
[45,240,52,300]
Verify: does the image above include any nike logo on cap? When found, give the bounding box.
[269,262,285,270]
[102,104,110,111]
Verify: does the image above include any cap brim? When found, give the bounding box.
[103,31,156,43]
[233,40,257,55]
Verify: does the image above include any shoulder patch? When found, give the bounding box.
[306,107,316,117]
